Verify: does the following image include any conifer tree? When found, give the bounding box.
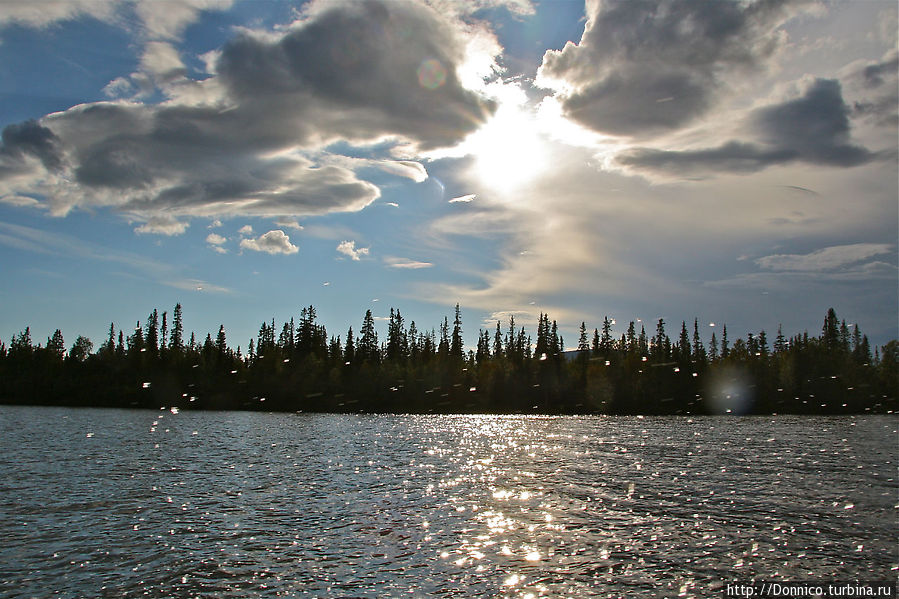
[344,327,355,364]
[601,317,613,354]
[578,322,589,352]
[47,329,65,359]
[170,303,184,352]
[146,309,159,357]
[450,304,463,359]
[493,322,503,359]
[160,312,168,357]
[359,310,379,364]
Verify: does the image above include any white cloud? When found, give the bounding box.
[385,256,434,269]
[135,0,235,41]
[102,77,135,98]
[536,0,809,138]
[0,0,493,233]
[205,232,227,253]
[238,225,253,236]
[273,218,303,230]
[239,230,298,255]
[755,243,894,272]
[0,0,119,29]
[449,193,476,203]
[134,215,189,236]
[337,240,370,261]
[0,195,40,207]
[167,278,231,293]
[0,220,231,292]
[208,219,223,228]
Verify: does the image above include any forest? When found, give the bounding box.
[0,304,895,415]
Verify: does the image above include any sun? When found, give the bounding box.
[467,101,549,195]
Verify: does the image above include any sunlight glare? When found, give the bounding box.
[467,101,548,195]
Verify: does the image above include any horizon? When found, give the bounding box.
[1,0,897,353]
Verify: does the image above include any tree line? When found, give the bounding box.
[0,304,895,414]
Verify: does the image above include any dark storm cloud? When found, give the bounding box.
[860,52,899,88]
[0,0,493,230]
[616,141,796,174]
[217,0,495,149]
[0,120,65,172]
[752,79,873,167]
[848,50,898,128]
[617,78,876,175]
[538,0,802,137]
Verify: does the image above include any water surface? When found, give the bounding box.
[0,407,895,597]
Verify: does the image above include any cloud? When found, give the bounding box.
[238,225,253,236]
[0,120,65,173]
[216,0,495,149]
[616,79,876,175]
[0,0,119,29]
[755,243,894,272]
[385,256,434,269]
[239,230,298,255]
[0,0,495,234]
[845,49,899,128]
[134,215,189,236]
[336,240,369,261]
[273,218,303,230]
[449,193,476,203]
[537,0,806,137]
[375,160,428,182]
[205,232,227,253]
[167,278,231,294]
[135,0,234,41]
[0,220,230,291]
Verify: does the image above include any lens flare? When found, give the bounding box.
[417,59,447,90]
[704,366,754,415]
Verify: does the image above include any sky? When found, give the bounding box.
[0,0,896,355]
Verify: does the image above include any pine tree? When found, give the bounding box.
[102,323,116,357]
[493,322,503,359]
[653,318,667,360]
[160,312,168,357]
[677,321,691,363]
[601,317,613,354]
[692,319,706,363]
[774,325,786,354]
[450,304,463,359]
[359,310,379,364]
[822,308,839,351]
[216,325,227,356]
[145,309,159,357]
[344,327,355,364]
[170,303,183,352]
[47,329,65,359]
[577,322,589,352]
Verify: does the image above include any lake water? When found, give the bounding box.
[0,407,895,598]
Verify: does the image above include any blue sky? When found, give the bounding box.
[0,0,896,354]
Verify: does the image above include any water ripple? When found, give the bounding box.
[0,408,895,597]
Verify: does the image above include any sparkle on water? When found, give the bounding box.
[0,407,895,598]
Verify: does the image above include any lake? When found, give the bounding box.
[0,407,895,598]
